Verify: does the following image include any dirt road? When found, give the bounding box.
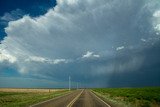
[31,89,111,107]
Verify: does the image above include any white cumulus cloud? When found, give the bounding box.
[141,38,146,42]
[25,56,68,64]
[116,46,124,51]
[82,51,100,58]
[153,10,160,34]
[0,53,17,63]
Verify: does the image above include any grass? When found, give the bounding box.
[0,88,70,107]
[93,87,160,107]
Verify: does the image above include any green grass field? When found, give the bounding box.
[0,89,69,107]
[93,87,160,107]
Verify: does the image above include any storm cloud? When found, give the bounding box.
[0,0,160,87]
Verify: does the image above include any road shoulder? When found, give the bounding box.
[91,90,119,107]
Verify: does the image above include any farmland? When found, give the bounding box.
[93,87,160,107]
[0,88,69,107]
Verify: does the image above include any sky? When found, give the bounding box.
[0,0,160,88]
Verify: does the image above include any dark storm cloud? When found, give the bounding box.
[0,0,160,87]
[108,42,160,87]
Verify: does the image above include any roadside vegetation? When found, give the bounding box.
[0,88,70,107]
[93,87,160,107]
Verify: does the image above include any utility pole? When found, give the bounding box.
[77,82,78,90]
[69,76,71,91]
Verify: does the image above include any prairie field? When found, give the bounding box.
[93,87,160,107]
[0,88,69,107]
[0,88,63,93]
